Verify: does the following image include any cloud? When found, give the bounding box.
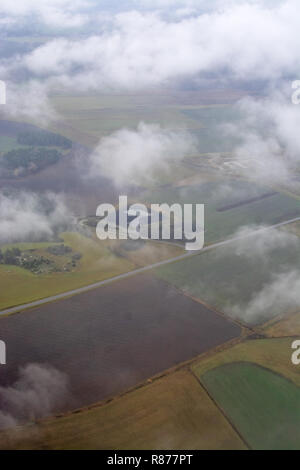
[2,81,57,125]
[0,363,69,430]
[232,224,299,260]
[231,270,300,324]
[0,191,73,244]
[220,225,300,324]
[224,88,300,186]
[87,122,196,187]
[1,1,298,92]
[0,0,89,28]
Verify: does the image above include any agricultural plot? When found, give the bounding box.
[0,232,186,311]
[155,232,300,326]
[49,94,208,147]
[141,179,300,245]
[0,273,241,412]
[192,338,300,390]
[49,93,246,148]
[264,311,300,338]
[200,362,300,450]
[0,370,246,450]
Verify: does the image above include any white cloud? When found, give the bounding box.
[232,225,299,260]
[0,191,72,244]
[231,270,300,324]
[2,81,57,125]
[87,122,196,187]
[0,363,69,430]
[0,0,89,28]
[2,1,298,92]
[224,87,300,186]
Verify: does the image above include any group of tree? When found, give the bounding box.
[1,147,62,173]
[0,244,82,273]
[17,130,72,149]
[0,247,52,273]
[0,247,21,265]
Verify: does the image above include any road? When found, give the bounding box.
[1,215,300,316]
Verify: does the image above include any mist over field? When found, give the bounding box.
[1,0,300,449]
[0,191,73,244]
[0,364,70,430]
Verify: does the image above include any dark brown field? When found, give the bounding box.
[0,274,241,412]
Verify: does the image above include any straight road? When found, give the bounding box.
[1,216,300,316]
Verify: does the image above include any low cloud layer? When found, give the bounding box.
[2,81,57,125]
[0,363,69,430]
[87,122,196,187]
[224,225,300,324]
[0,191,72,244]
[232,224,299,259]
[231,269,300,324]
[0,0,89,28]
[1,1,299,93]
[224,87,300,186]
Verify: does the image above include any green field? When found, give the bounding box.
[0,370,246,450]
[192,338,300,388]
[201,362,300,450]
[192,337,300,448]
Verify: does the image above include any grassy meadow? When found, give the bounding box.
[201,362,300,450]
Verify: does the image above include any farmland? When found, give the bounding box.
[200,362,300,450]
[2,337,298,450]
[141,180,300,245]
[0,231,187,311]
[264,311,300,338]
[1,0,300,452]
[155,232,300,326]
[192,338,300,388]
[48,93,246,147]
[1,90,300,450]
[0,370,246,450]
[192,337,300,449]
[0,273,241,411]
